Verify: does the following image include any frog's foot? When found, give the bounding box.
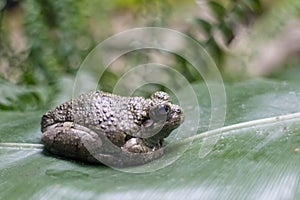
[122,138,155,153]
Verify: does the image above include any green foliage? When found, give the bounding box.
[1,0,268,90]
[0,0,94,85]
[0,0,180,91]
[22,0,92,84]
[0,79,55,111]
[1,0,298,90]
[190,0,263,67]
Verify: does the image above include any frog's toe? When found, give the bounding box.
[122,138,153,153]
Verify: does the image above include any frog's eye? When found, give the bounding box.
[149,104,171,122]
[157,104,170,115]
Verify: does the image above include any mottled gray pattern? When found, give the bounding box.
[41,90,184,166]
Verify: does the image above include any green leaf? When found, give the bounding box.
[231,4,246,22]
[194,18,212,35]
[208,1,227,21]
[1,78,300,199]
[205,37,223,66]
[242,0,263,13]
[0,80,54,111]
[219,20,234,44]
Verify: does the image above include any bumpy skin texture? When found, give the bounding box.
[41,91,184,167]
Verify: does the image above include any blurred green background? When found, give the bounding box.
[0,0,299,109]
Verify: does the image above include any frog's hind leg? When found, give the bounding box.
[41,122,164,167]
[41,122,104,163]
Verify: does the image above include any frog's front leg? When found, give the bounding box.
[122,138,158,153]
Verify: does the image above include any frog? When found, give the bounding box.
[41,90,184,167]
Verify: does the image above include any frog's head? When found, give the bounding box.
[149,91,183,125]
[140,91,184,147]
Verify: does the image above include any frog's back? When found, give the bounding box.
[41,91,149,134]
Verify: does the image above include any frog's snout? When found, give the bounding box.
[168,104,184,124]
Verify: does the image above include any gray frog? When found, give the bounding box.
[41,91,184,167]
